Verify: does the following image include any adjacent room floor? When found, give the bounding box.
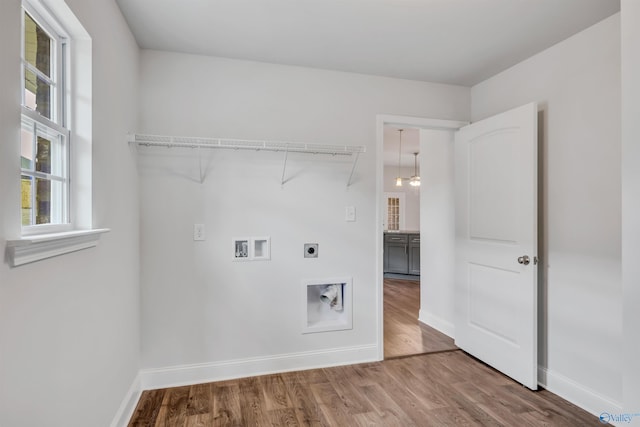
[383,277,457,359]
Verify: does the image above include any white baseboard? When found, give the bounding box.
[538,366,622,421]
[110,372,142,427]
[116,349,624,426]
[418,309,455,338]
[140,344,379,390]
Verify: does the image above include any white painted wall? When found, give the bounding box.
[383,165,420,231]
[0,0,141,426]
[621,1,640,419]
[137,50,469,379]
[471,14,622,413]
[418,129,456,336]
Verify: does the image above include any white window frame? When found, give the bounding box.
[7,0,108,267]
[20,1,71,235]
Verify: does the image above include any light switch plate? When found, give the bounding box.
[193,224,205,241]
[346,206,356,222]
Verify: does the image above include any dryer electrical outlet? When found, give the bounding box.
[304,243,318,258]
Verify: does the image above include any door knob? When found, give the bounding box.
[517,255,530,265]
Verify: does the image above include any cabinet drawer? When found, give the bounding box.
[409,234,420,244]
[385,233,408,243]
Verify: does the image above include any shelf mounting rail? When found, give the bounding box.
[129,133,366,187]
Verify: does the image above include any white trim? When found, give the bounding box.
[538,366,622,420]
[140,344,378,391]
[379,115,469,131]
[418,309,455,338]
[6,228,109,266]
[21,106,68,136]
[110,373,141,427]
[376,114,468,361]
[23,0,70,41]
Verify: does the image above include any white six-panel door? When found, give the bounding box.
[454,103,538,390]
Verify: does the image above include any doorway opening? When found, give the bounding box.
[377,115,467,360]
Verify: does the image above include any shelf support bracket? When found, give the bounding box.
[281,145,289,187]
[198,145,205,184]
[347,152,360,187]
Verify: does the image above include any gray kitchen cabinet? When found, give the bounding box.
[384,233,420,276]
[408,234,420,275]
[384,233,408,274]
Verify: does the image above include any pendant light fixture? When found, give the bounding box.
[395,129,403,187]
[394,129,420,187]
[409,152,421,187]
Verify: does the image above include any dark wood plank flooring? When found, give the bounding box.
[130,279,604,426]
[129,351,606,426]
[384,278,457,358]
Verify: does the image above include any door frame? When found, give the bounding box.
[376,114,468,360]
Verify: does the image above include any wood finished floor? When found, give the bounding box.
[128,350,605,426]
[130,279,604,426]
[384,278,457,359]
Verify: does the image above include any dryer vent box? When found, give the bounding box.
[303,277,352,334]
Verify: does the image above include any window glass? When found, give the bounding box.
[387,197,400,230]
[20,6,68,230]
[20,116,67,227]
[23,12,54,120]
[23,69,52,119]
[34,177,51,224]
[20,121,34,170]
[23,12,51,76]
[35,136,50,173]
[21,175,33,226]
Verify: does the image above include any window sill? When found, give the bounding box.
[6,228,110,267]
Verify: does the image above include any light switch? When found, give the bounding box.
[194,224,205,241]
[346,206,356,222]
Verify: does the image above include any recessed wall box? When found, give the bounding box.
[303,277,352,334]
[252,237,271,260]
[304,243,318,258]
[233,236,271,261]
[232,238,250,261]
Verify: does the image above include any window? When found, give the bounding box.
[387,196,400,230]
[7,1,107,267]
[20,4,70,232]
[384,192,405,231]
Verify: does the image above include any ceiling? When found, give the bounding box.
[115,0,619,167]
[116,0,619,86]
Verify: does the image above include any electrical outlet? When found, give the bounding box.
[304,243,318,258]
[194,224,205,241]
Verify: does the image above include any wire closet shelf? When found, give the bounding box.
[129,133,366,186]
[130,133,365,155]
